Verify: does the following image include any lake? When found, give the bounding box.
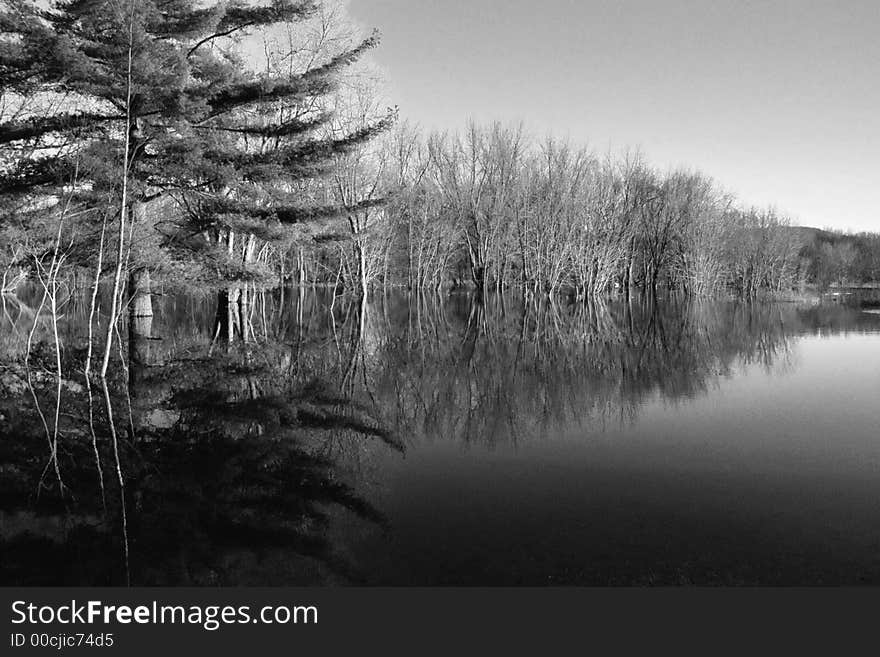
[2,288,880,585]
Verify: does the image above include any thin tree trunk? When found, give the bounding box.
[101,1,136,378]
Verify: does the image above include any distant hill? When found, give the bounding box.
[791,225,880,285]
[791,225,878,244]
[790,226,838,244]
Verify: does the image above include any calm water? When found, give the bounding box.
[2,288,880,585]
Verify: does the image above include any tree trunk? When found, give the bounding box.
[472,265,485,291]
[125,268,153,376]
[214,286,241,344]
[129,268,153,319]
[239,284,251,342]
[359,244,368,299]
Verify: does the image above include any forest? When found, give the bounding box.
[1,0,879,347]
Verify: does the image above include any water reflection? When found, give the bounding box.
[377,296,802,447]
[1,288,879,585]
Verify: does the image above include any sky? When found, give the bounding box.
[348,0,879,232]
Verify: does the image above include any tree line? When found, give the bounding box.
[295,122,880,297]
[2,0,878,322]
[361,123,807,298]
[798,228,880,290]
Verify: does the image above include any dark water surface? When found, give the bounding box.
[2,289,880,585]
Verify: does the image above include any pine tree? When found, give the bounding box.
[0,0,395,304]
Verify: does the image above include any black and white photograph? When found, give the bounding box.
[1,0,879,603]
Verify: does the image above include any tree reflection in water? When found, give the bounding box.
[1,288,878,585]
[1,288,400,585]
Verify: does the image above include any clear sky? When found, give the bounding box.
[348,0,879,232]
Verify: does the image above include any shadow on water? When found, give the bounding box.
[1,288,400,585]
[1,287,879,585]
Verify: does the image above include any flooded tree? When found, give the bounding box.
[2,1,880,590]
[288,124,834,299]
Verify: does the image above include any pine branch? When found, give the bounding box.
[225,110,398,177]
[0,111,122,144]
[195,112,330,139]
[202,32,380,119]
[0,156,76,194]
[186,0,317,57]
[275,197,390,224]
